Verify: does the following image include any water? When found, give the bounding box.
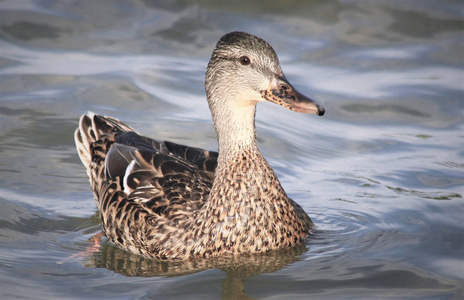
[0,0,463,299]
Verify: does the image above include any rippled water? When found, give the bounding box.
[0,1,463,299]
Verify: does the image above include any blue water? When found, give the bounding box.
[0,1,463,299]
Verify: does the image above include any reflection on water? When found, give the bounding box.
[90,237,306,278]
[0,0,463,299]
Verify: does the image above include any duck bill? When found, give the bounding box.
[261,76,325,116]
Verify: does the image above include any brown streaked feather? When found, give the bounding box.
[75,112,312,260]
[75,32,320,260]
[76,113,214,214]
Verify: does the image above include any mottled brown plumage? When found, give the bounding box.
[75,32,325,260]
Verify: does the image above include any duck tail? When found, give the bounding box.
[74,112,136,169]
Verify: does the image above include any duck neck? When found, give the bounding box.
[208,94,286,203]
[210,97,259,158]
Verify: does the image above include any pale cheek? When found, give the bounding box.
[236,74,270,102]
[256,80,271,102]
[239,89,263,103]
[259,78,271,91]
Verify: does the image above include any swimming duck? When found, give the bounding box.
[75,31,325,260]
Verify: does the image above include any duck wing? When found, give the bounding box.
[75,113,217,218]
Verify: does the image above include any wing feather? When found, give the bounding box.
[76,113,216,219]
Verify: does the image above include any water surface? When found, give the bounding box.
[0,1,463,299]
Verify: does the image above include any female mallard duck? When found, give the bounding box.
[75,31,325,260]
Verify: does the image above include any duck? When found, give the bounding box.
[75,31,325,260]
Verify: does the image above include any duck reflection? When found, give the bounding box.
[83,232,307,299]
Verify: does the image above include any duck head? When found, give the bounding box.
[205,32,325,118]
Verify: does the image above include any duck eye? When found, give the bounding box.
[239,56,251,66]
